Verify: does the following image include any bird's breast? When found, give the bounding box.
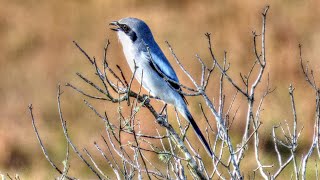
[117,32,137,70]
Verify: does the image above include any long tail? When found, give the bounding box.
[178,106,213,158]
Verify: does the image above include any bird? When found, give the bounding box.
[109,17,213,157]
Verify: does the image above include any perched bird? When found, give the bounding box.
[110,17,213,157]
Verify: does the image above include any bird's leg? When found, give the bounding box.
[155,104,168,123]
[159,103,167,115]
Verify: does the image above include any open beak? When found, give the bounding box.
[109,21,120,31]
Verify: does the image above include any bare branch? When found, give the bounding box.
[56,86,103,179]
[29,104,76,180]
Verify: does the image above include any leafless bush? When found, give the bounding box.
[28,6,320,179]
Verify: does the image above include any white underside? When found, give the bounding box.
[117,31,185,109]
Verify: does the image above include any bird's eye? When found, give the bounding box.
[121,24,129,33]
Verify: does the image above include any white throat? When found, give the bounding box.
[117,31,133,48]
[117,31,136,72]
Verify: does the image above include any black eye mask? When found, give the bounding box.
[127,30,137,42]
[120,24,130,33]
[119,24,137,42]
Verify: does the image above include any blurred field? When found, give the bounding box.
[1,0,320,179]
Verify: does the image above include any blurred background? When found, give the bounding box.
[1,0,320,179]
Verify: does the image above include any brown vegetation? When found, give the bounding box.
[1,0,320,179]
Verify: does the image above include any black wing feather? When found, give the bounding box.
[149,61,188,105]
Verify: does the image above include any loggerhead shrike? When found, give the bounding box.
[110,17,213,157]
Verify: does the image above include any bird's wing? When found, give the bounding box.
[142,45,188,104]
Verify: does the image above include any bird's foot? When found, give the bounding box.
[141,95,150,106]
[156,114,167,124]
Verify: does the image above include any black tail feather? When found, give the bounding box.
[185,109,213,158]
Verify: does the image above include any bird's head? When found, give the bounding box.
[109,17,154,45]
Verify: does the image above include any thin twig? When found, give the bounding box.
[28,104,76,180]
